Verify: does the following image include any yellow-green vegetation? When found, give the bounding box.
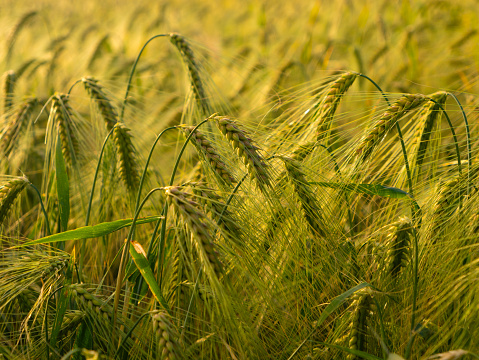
[1,0,478,359]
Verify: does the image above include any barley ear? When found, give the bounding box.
[316,72,358,141]
[82,76,118,131]
[51,93,79,166]
[215,116,271,191]
[356,93,427,164]
[113,123,140,192]
[151,310,182,360]
[170,33,210,115]
[347,289,374,360]
[2,70,16,114]
[180,125,236,187]
[0,176,29,225]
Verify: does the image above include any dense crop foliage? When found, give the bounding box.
[1,1,478,359]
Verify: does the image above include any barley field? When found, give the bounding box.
[1,1,478,359]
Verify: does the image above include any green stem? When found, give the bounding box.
[29,182,51,236]
[120,34,167,122]
[156,118,210,288]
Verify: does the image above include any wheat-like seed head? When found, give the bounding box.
[413,91,447,172]
[69,284,113,322]
[356,93,427,164]
[277,156,325,237]
[51,93,79,166]
[180,126,236,187]
[169,33,210,116]
[316,72,358,141]
[215,116,271,191]
[82,76,118,131]
[2,70,16,114]
[0,176,29,225]
[151,310,181,360]
[381,216,412,283]
[113,123,139,192]
[165,186,222,278]
[347,289,374,360]
[1,97,37,156]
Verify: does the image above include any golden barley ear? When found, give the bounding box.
[51,93,80,167]
[347,289,375,360]
[151,310,182,360]
[2,70,16,115]
[82,76,118,131]
[1,97,37,157]
[180,125,236,187]
[113,123,140,192]
[356,93,427,165]
[215,116,271,192]
[0,176,29,226]
[170,33,211,116]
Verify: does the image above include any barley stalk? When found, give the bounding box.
[165,186,222,278]
[316,72,358,141]
[180,126,236,187]
[82,76,118,131]
[215,116,271,191]
[51,93,79,166]
[414,91,447,172]
[113,123,139,192]
[356,93,427,164]
[2,70,16,114]
[169,33,210,115]
[151,310,181,360]
[277,156,325,237]
[1,97,37,156]
[0,176,29,225]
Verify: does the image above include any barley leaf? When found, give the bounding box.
[19,216,162,246]
[310,182,411,198]
[129,241,169,311]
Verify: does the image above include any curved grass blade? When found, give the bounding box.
[310,182,410,198]
[19,216,162,246]
[129,241,169,311]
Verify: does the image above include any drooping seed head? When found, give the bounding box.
[82,76,118,131]
[51,93,79,166]
[347,289,374,360]
[151,310,181,360]
[113,123,139,192]
[381,216,412,282]
[3,70,16,114]
[0,176,29,225]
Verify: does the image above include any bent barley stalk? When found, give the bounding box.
[2,70,16,114]
[316,72,358,141]
[51,93,79,166]
[113,123,139,192]
[356,93,427,164]
[277,156,326,237]
[0,176,29,226]
[82,76,118,131]
[169,33,210,115]
[180,125,236,187]
[413,91,447,173]
[215,116,271,191]
[1,97,37,156]
[165,186,222,278]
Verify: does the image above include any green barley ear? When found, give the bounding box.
[413,91,447,173]
[347,289,375,360]
[190,182,242,241]
[151,310,181,360]
[316,72,358,141]
[51,93,80,166]
[113,123,139,192]
[275,141,317,190]
[180,125,236,187]
[356,93,427,164]
[381,216,412,283]
[215,116,271,191]
[165,186,222,278]
[169,33,210,115]
[2,70,16,114]
[0,176,29,225]
[1,97,37,156]
[82,76,118,131]
[277,156,326,237]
